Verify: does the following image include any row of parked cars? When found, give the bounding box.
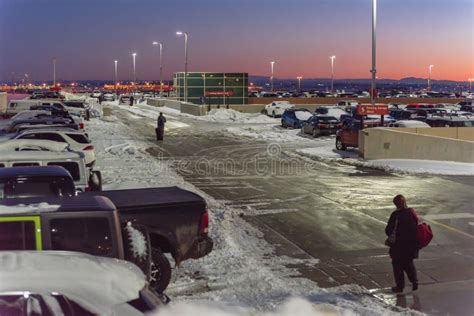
[265,100,474,150]
[0,92,214,314]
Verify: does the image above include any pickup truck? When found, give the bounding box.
[0,184,213,293]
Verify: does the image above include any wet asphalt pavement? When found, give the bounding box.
[109,106,474,315]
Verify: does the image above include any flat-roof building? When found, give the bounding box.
[174,72,248,105]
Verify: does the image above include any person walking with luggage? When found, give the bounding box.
[130,95,134,106]
[156,112,166,140]
[385,195,419,293]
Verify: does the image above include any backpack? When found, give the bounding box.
[409,208,433,249]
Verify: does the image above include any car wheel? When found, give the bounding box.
[336,138,346,150]
[272,111,276,118]
[312,129,319,138]
[293,123,298,129]
[150,247,172,293]
[281,120,286,128]
[89,170,102,191]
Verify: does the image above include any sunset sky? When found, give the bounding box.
[0,0,472,82]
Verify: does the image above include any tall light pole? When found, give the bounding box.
[469,78,474,93]
[428,64,434,91]
[370,0,377,105]
[153,41,164,97]
[176,31,188,102]
[270,61,275,92]
[114,60,118,88]
[297,76,303,92]
[329,55,336,93]
[132,53,137,84]
[53,57,56,86]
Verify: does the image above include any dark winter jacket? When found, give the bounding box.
[157,116,166,128]
[385,208,419,259]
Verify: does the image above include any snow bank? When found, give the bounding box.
[150,297,347,316]
[200,109,277,124]
[296,142,474,176]
[363,159,474,176]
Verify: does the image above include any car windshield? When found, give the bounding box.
[0,178,74,198]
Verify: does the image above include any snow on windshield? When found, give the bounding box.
[294,111,312,121]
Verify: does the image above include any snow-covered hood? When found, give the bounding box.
[0,251,146,314]
[0,139,69,152]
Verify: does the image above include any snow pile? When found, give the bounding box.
[200,109,277,124]
[150,297,348,316]
[363,159,474,176]
[125,222,148,259]
[0,202,60,214]
[295,143,474,176]
[296,140,359,160]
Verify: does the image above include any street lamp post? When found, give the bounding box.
[176,31,188,102]
[53,57,56,86]
[114,60,118,88]
[270,61,275,92]
[132,53,137,84]
[370,0,377,105]
[469,78,474,93]
[297,76,303,92]
[330,55,336,93]
[428,64,434,91]
[153,41,164,97]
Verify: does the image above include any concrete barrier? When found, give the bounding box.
[361,128,474,163]
[146,98,206,116]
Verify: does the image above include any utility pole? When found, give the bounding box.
[53,57,57,86]
[370,0,377,105]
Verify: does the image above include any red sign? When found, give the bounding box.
[356,104,389,116]
[204,91,234,97]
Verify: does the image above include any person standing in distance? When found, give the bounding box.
[385,195,419,293]
[156,112,166,141]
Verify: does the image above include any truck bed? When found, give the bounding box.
[84,186,206,210]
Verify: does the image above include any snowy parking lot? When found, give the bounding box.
[84,102,474,315]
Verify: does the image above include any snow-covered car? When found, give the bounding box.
[0,150,91,192]
[281,108,313,128]
[314,106,348,120]
[90,90,102,98]
[337,100,359,109]
[0,251,164,315]
[0,110,51,132]
[119,94,132,104]
[103,92,116,101]
[265,101,294,117]
[389,120,431,128]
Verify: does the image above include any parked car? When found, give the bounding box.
[0,166,75,198]
[265,101,294,117]
[281,108,313,128]
[3,128,95,166]
[91,90,102,98]
[425,117,474,127]
[0,150,95,192]
[315,106,348,120]
[119,94,132,104]
[0,187,213,293]
[335,120,381,150]
[103,92,116,101]
[388,120,431,128]
[405,103,434,110]
[457,100,474,112]
[301,115,341,137]
[2,115,81,134]
[0,251,164,315]
[337,100,359,109]
[0,110,51,132]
